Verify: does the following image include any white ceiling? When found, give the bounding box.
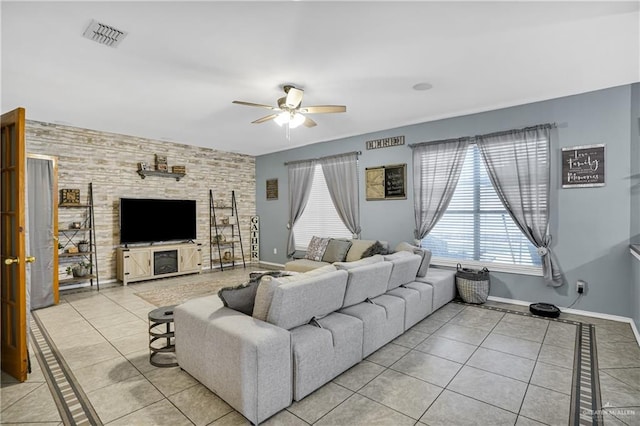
[2,1,639,156]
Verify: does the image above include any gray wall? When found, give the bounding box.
[631,83,640,330]
[256,84,635,318]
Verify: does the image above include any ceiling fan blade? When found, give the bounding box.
[252,113,279,124]
[303,116,317,128]
[285,87,304,108]
[299,105,346,114]
[233,100,279,110]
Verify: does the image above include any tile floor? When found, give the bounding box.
[1,268,640,425]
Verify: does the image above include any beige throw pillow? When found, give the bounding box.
[346,240,376,262]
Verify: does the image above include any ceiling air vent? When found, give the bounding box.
[82,19,127,48]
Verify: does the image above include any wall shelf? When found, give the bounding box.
[137,170,185,181]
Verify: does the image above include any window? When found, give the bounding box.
[293,165,351,250]
[421,145,541,270]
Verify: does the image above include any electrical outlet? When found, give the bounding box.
[576,280,586,294]
[273,248,277,255]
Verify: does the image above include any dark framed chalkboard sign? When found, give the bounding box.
[365,163,406,200]
[561,144,605,188]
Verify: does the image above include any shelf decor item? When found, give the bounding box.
[155,154,168,172]
[78,240,90,253]
[60,188,81,206]
[172,165,186,174]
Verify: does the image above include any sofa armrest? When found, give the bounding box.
[174,295,292,425]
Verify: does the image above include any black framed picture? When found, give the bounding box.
[365,163,406,200]
[561,144,605,188]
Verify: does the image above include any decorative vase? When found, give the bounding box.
[72,266,89,277]
[78,242,89,253]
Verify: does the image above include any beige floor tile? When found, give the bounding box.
[42,318,98,340]
[144,366,199,396]
[86,374,164,423]
[124,349,157,374]
[530,361,573,395]
[433,323,490,346]
[365,342,410,367]
[392,328,429,348]
[391,350,462,387]
[288,382,352,424]
[51,329,107,351]
[0,381,42,411]
[481,332,541,360]
[168,383,233,425]
[420,389,517,426]
[519,384,570,425]
[314,393,414,426]
[411,317,446,334]
[262,409,309,425]
[415,335,477,364]
[86,310,142,328]
[466,347,535,382]
[537,343,575,369]
[332,360,385,391]
[106,398,193,426]
[58,341,123,370]
[359,369,442,419]
[0,383,62,423]
[72,356,141,393]
[208,410,251,426]
[94,318,148,340]
[447,366,527,413]
[110,331,151,355]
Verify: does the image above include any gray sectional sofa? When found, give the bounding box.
[174,249,456,425]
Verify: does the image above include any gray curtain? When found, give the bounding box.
[28,158,55,309]
[412,138,470,241]
[476,124,562,286]
[287,160,317,256]
[320,153,361,238]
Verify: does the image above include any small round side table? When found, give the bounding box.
[148,305,178,368]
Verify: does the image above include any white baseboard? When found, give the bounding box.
[487,296,640,346]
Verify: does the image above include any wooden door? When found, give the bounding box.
[1,107,28,382]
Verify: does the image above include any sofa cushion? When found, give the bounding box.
[415,267,457,311]
[267,269,348,330]
[340,261,393,308]
[334,254,383,270]
[322,238,352,263]
[284,259,330,273]
[383,251,422,290]
[254,266,337,321]
[345,239,377,262]
[395,242,432,277]
[305,236,330,261]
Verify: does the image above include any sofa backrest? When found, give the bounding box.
[383,251,422,290]
[266,269,349,330]
[338,261,393,308]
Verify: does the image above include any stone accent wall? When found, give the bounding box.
[26,120,256,284]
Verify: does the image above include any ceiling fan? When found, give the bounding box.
[232,85,346,129]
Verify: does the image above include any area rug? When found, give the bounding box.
[133,267,280,307]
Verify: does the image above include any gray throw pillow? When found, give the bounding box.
[361,240,388,258]
[322,239,352,263]
[218,280,260,315]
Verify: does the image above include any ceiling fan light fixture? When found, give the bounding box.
[274,111,290,126]
[289,113,306,129]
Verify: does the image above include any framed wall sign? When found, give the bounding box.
[266,178,278,200]
[366,163,407,200]
[561,144,605,188]
[60,188,81,205]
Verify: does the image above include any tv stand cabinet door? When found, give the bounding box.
[120,249,152,285]
[179,245,202,274]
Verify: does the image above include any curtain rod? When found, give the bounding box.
[284,150,362,166]
[408,123,557,148]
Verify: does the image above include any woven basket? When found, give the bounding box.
[456,264,490,304]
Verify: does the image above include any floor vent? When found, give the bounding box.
[82,19,127,48]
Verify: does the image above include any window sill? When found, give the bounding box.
[430,257,543,277]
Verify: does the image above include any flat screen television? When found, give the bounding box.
[120,198,197,244]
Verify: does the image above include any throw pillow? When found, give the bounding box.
[395,242,432,277]
[322,239,353,263]
[218,280,260,316]
[361,240,388,258]
[345,239,376,262]
[304,236,330,262]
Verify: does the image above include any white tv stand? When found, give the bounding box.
[116,242,202,285]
